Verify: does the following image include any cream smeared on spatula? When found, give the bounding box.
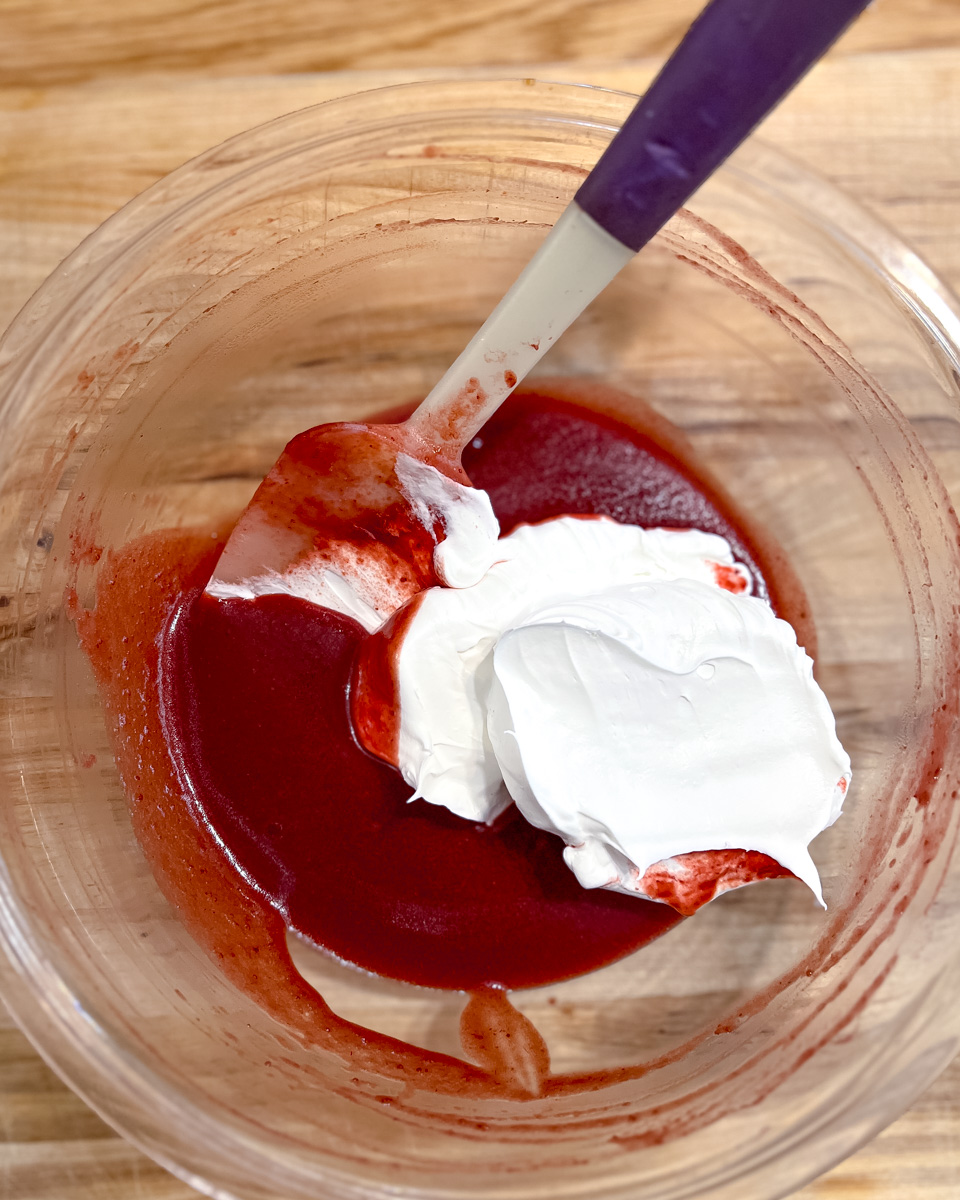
[207,423,499,631]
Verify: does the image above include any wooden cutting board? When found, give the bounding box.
[1,40,960,1200]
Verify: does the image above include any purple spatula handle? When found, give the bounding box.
[576,0,871,252]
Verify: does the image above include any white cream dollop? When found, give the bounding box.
[393,454,500,590]
[389,515,849,906]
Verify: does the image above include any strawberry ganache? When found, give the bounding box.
[90,384,810,993]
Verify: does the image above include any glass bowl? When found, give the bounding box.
[1,79,959,1200]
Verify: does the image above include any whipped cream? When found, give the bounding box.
[378,515,849,906]
[393,454,500,590]
[207,453,499,631]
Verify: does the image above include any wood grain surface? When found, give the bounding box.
[0,0,958,86]
[1,0,960,1196]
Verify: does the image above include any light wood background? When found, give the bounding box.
[2,0,960,1196]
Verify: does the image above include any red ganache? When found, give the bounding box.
[153,386,802,992]
[162,591,681,991]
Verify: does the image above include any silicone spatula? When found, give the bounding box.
[209,0,871,623]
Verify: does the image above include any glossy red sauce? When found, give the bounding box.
[152,388,797,991]
[161,589,682,991]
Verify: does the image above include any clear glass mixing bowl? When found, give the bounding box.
[1,79,959,1200]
